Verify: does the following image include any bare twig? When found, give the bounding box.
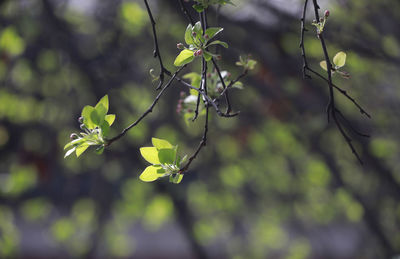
[106,66,185,146]
[144,0,171,90]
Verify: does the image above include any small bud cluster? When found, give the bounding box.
[193,49,203,57]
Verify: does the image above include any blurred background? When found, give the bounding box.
[0,0,400,258]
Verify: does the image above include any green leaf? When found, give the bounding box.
[158,149,176,164]
[64,148,76,158]
[170,174,183,184]
[140,147,160,164]
[203,51,213,61]
[140,165,164,182]
[320,60,328,71]
[95,95,109,114]
[205,27,223,40]
[76,145,89,157]
[207,40,228,48]
[192,4,205,13]
[184,24,194,45]
[333,51,346,68]
[193,21,203,36]
[90,109,101,126]
[174,49,195,66]
[105,114,116,126]
[152,138,174,149]
[64,138,85,150]
[100,120,110,137]
[81,105,96,129]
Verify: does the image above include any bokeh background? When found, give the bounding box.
[1,0,400,258]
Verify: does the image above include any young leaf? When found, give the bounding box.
[64,147,76,158]
[105,114,116,126]
[174,49,195,66]
[333,51,346,68]
[320,60,328,71]
[170,174,183,184]
[185,24,194,45]
[205,27,223,40]
[192,4,205,13]
[90,109,101,126]
[64,138,85,150]
[207,40,228,48]
[158,149,176,164]
[81,105,96,129]
[100,120,110,137]
[152,138,174,149]
[140,147,161,164]
[76,145,89,157]
[192,21,203,36]
[95,95,109,114]
[140,165,164,182]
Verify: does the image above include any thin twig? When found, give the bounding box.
[144,0,171,90]
[212,58,233,114]
[300,0,311,79]
[106,66,185,146]
[178,0,195,25]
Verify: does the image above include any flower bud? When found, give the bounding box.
[192,31,197,37]
[324,10,330,17]
[204,34,209,40]
[197,49,203,56]
[70,133,79,140]
[177,43,184,49]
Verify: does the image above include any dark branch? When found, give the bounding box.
[144,0,171,90]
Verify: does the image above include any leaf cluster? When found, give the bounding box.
[320,51,350,79]
[174,22,228,66]
[64,95,116,158]
[139,138,187,184]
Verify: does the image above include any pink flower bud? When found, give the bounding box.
[324,10,330,17]
[204,34,209,40]
[197,49,203,56]
[192,31,197,37]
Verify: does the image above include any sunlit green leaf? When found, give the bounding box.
[140,147,160,164]
[174,49,195,66]
[139,165,164,182]
[105,114,116,126]
[76,145,89,157]
[333,51,346,68]
[152,138,174,149]
[81,105,96,129]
